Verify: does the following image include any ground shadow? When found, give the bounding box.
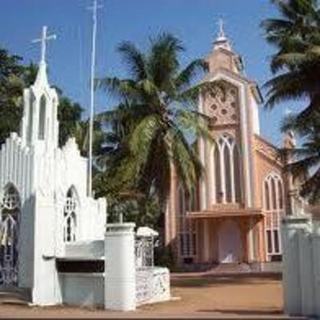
[198,308,283,315]
[172,274,282,288]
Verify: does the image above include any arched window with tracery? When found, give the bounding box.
[177,185,197,261]
[38,95,46,140]
[213,134,241,203]
[63,188,78,242]
[27,93,34,142]
[263,173,284,261]
[0,184,20,286]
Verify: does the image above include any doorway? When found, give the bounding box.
[218,220,242,263]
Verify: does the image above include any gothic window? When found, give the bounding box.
[0,184,20,286]
[177,185,197,259]
[214,144,222,203]
[27,93,34,142]
[233,146,241,202]
[63,188,78,242]
[263,173,284,261]
[38,95,46,140]
[213,134,241,203]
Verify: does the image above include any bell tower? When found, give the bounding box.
[21,26,59,150]
[198,19,262,211]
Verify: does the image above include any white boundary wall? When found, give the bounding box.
[282,214,320,317]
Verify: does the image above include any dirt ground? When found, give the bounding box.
[0,274,303,319]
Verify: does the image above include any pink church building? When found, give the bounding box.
[165,27,297,267]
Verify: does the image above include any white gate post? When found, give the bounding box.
[312,225,320,316]
[104,223,136,311]
[297,227,314,315]
[281,215,311,315]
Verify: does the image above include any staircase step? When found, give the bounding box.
[0,287,30,305]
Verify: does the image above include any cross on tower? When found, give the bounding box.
[32,26,56,63]
[217,18,225,39]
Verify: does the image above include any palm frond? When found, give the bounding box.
[175,59,208,91]
[95,77,140,101]
[117,41,147,80]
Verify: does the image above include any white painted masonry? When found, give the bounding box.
[0,26,170,311]
[104,223,137,311]
[0,38,106,305]
[282,214,320,317]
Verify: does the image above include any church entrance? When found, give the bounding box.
[218,220,241,263]
[0,185,20,287]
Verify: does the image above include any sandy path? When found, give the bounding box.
[0,274,303,319]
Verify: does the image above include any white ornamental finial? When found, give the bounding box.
[213,18,231,51]
[32,26,56,64]
[218,18,225,39]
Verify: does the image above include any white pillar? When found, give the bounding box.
[31,197,62,306]
[311,228,320,316]
[281,215,311,315]
[297,227,314,316]
[104,223,136,311]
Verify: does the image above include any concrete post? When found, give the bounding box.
[104,223,136,311]
[312,224,320,316]
[297,227,314,316]
[281,215,311,315]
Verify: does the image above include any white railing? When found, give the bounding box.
[135,237,154,268]
[134,227,170,306]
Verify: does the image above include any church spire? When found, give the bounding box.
[32,26,56,87]
[21,26,59,149]
[213,19,232,51]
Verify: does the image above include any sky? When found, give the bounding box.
[0,0,303,146]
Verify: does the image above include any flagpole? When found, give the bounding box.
[88,0,99,197]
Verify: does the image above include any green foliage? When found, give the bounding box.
[154,245,176,269]
[263,0,320,201]
[262,0,320,112]
[0,48,36,144]
[96,33,212,221]
[58,97,83,147]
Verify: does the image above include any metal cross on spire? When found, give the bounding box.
[213,18,231,51]
[218,18,225,38]
[32,26,56,63]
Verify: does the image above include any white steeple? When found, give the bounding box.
[213,19,232,51]
[32,26,56,88]
[21,26,59,149]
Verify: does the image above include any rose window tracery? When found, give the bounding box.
[206,84,239,125]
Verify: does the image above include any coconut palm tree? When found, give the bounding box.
[262,0,320,123]
[262,0,320,200]
[96,33,212,209]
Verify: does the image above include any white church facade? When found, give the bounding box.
[0,27,106,304]
[0,26,170,310]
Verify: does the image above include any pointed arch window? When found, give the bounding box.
[63,188,78,242]
[38,95,46,140]
[0,184,20,286]
[27,93,34,142]
[177,185,197,259]
[263,173,284,261]
[213,134,241,203]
